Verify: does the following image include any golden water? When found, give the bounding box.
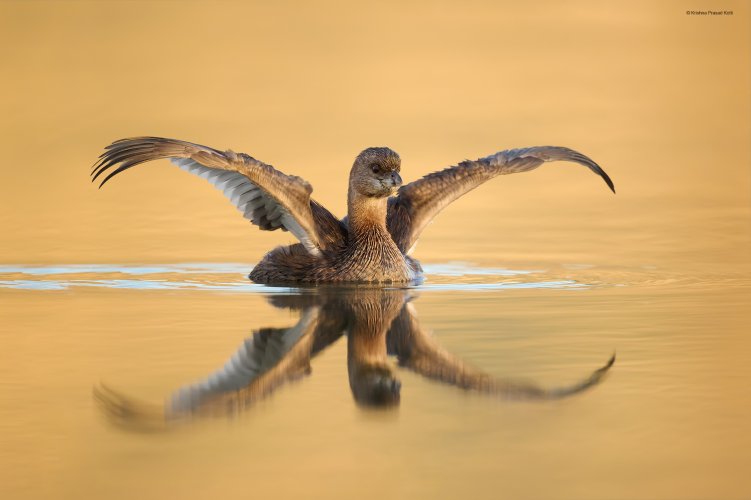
[1,1,750,499]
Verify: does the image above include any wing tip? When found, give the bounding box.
[563,148,615,194]
[540,351,616,400]
[602,351,617,372]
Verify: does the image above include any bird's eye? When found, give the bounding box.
[370,164,380,174]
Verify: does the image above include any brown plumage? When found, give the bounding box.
[92,138,614,284]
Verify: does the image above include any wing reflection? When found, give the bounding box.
[388,301,615,399]
[94,287,614,429]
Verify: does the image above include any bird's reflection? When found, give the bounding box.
[94,287,614,430]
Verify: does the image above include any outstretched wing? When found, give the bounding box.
[92,137,346,256]
[387,302,614,400]
[387,146,615,254]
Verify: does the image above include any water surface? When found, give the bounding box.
[1,262,749,499]
[1,1,750,499]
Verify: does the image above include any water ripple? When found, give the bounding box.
[0,262,591,292]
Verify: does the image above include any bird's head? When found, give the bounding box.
[349,147,403,197]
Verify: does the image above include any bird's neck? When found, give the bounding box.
[347,190,389,238]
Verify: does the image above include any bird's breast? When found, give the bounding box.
[338,226,413,283]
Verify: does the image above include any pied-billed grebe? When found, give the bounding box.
[92,137,614,283]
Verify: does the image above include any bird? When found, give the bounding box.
[91,137,614,284]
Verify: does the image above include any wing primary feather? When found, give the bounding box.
[92,136,347,255]
[97,157,156,187]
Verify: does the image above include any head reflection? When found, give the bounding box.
[94,287,614,429]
